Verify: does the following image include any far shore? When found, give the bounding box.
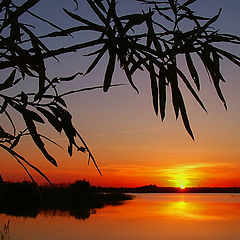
[93,184,240,194]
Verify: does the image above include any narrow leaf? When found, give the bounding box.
[0,69,16,91]
[94,0,107,13]
[177,68,207,112]
[145,14,162,54]
[85,44,107,75]
[185,52,200,90]
[0,143,52,185]
[86,0,107,24]
[36,107,62,133]
[167,64,179,119]
[155,5,174,22]
[129,57,144,75]
[24,109,45,123]
[124,14,147,32]
[75,130,102,175]
[181,0,197,8]
[214,47,240,68]
[23,113,57,166]
[198,50,227,109]
[63,8,104,31]
[68,144,73,157]
[213,79,227,110]
[149,62,158,115]
[158,67,167,121]
[103,49,116,92]
[123,64,139,93]
[178,90,195,140]
[55,96,67,107]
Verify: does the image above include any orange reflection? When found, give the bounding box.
[2,194,240,240]
[163,200,225,220]
[100,194,240,222]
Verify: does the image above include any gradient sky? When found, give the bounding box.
[1,0,240,187]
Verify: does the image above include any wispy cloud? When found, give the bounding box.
[92,126,167,137]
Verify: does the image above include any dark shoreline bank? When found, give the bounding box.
[0,180,134,219]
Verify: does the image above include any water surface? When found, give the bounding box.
[1,193,240,240]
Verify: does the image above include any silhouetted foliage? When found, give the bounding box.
[0,181,133,219]
[0,0,240,182]
[70,179,91,192]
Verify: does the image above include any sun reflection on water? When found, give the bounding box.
[162,199,226,220]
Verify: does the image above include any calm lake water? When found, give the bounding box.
[1,193,240,240]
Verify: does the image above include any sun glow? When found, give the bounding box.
[176,179,187,189]
[162,165,198,188]
[167,175,189,189]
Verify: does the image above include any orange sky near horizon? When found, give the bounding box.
[1,0,240,188]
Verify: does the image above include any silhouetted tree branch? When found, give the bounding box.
[0,0,240,183]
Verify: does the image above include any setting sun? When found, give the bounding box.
[165,169,190,189]
[168,178,188,189]
[176,179,188,189]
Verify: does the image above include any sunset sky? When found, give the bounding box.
[1,0,240,188]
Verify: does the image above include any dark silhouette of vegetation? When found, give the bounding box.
[0,0,240,182]
[0,180,133,219]
[93,184,240,193]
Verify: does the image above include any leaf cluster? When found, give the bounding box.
[0,0,240,183]
[58,0,240,139]
[0,0,103,183]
